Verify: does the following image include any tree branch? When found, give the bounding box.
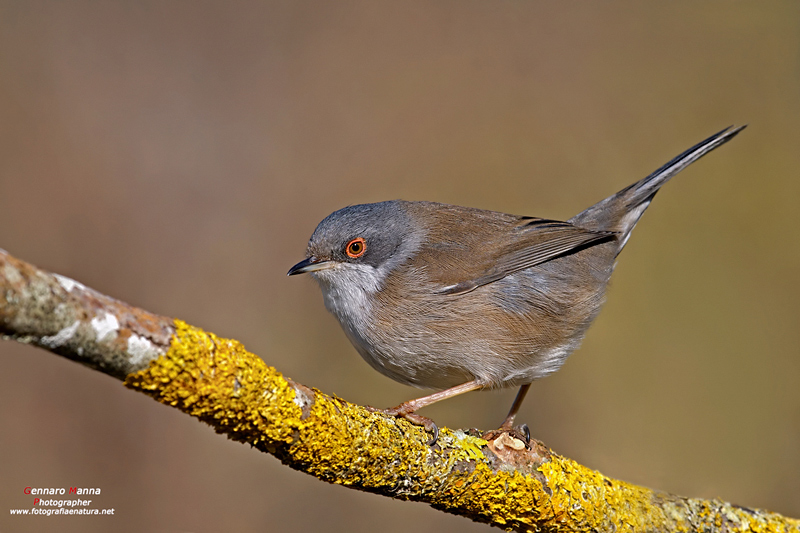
[1,248,797,532]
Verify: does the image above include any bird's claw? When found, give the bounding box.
[482,423,531,448]
[366,405,439,445]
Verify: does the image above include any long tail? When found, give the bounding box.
[571,125,746,235]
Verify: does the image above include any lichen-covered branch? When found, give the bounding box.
[1,249,798,533]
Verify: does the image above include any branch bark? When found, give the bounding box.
[1,248,797,532]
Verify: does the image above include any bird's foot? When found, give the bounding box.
[366,404,439,445]
[482,423,531,448]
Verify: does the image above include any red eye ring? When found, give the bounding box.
[345,237,366,258]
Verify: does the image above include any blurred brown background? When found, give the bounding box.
[1,2,798,532]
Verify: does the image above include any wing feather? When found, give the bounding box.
[433,218,617,295]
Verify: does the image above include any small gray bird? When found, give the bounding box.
[289,126,745,443]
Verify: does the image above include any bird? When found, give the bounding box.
[288,125,745,444]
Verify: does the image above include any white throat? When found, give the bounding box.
[312,263,385,327]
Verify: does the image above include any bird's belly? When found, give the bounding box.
[346,309,579,391]
[342,324,476,389]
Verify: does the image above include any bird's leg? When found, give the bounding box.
[368,380,483,445]
[483,383,531,443]
[499,383,531,430]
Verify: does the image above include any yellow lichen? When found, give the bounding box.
[124,320,302,446]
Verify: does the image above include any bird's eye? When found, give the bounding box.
[345,237,366,258]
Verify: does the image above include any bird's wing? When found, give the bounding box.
[426,218,617,296]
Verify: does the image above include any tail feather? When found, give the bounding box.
[571,125,746,235]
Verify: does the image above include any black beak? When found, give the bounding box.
[287,257,332,276]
